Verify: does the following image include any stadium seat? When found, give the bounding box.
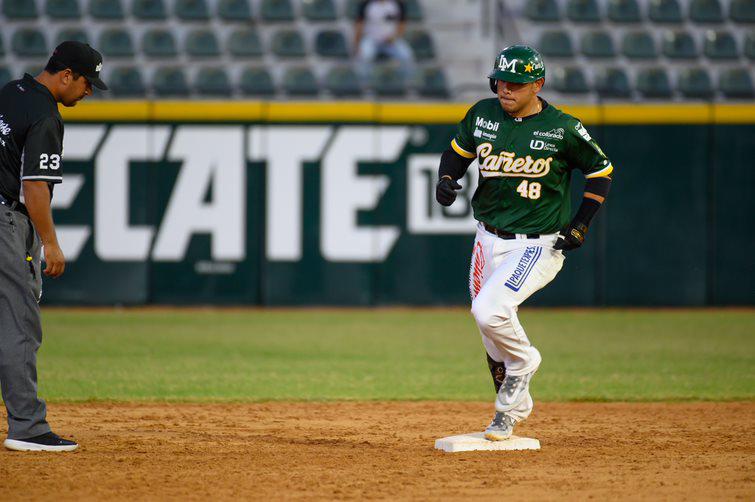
[677,67,714,98]
[107,67,146,97]
[405,0,424,21]
[239,67,275,96]
[0,67,12,86]
[315,30,349,58]
[551,66,590,94]
[719,68,755,98]
[406,31,435,61]
[704,31,739,59]
[607,0,642,23]
[325,66,362,97]
[3,0,38,19]
[45,0,81,19]
[90,0,124,19]
[302,0,337,21]
[636,67,673,97]
[371,64,407,97]
[56,28,89,46]
[525,0,561,22]
[539,31,574,58]
[417,66,450,98]
[217,0,252,21]
[649,0,683,23]
[731,0,755,23]
[271,30,306,58]
[594,67,631,97]
[745,32,755,59]
[621,31,657,59]
[142,29,178,59]
[581,31,616,58]
[185,30,221,58]
[689,0,724,23]
[567,0,601,22]
[662,31,698,59]
[228,29,263,58]
[175,0,209,21]
[12,29,48,58]
[283,66,319,96]
[133,0,167,20]
[195,68,232,96]
[152,67,190,96]
[261,0,295,22]
[99,29,135,58]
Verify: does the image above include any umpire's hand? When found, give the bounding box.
[43,243,66,278]
[436,176,462,206]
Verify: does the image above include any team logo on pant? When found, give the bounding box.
[504,246,543,292]
[470,241,485,300]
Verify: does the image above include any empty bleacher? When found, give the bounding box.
[506,0,755,101]
[0,0,445,99]
[0,0,752,100]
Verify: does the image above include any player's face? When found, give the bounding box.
[496,79,543,115]
[59,70,93,107]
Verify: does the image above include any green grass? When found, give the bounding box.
[36,308,755,402]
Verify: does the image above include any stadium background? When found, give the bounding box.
[1,1,754,499]
[1,0,753,306]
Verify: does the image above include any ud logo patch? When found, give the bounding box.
[505,246,542,292]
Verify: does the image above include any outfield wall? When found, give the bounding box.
[44,102,755,306]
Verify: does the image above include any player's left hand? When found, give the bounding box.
[554,222,588,252]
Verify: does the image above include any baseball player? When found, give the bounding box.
[436,45,614,440]
[0,42,107,451]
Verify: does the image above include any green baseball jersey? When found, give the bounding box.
[451,98,613,234]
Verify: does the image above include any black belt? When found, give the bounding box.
[0,193,29,218]
[483,223,540,240]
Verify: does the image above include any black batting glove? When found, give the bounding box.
[554,222,589,252]
[436,176,462,206]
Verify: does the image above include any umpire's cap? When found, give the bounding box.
[49,41,108,90]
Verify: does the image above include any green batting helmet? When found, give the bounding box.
[488,45,545,93]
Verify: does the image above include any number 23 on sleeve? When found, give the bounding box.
[39,153,61,170]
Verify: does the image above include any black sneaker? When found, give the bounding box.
[4,432,79,452]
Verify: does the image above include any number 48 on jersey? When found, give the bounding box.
[516,179,541,200]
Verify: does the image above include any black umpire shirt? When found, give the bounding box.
[0,73,64,205]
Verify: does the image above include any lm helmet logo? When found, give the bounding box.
[497,56,517,72]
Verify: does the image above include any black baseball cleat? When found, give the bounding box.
[4,432,79,452]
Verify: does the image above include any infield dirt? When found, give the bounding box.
[1,402,753,500]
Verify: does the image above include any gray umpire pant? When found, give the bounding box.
[0,206,50,440]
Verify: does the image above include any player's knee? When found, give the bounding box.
[471,298,515,331]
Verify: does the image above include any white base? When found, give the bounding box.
[435,432,540,452]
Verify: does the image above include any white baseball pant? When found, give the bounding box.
[469,223,565,420]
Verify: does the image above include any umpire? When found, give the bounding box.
[0,42,106,452]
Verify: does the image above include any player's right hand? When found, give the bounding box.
[436,176,462,206]
[43,243,65,278]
